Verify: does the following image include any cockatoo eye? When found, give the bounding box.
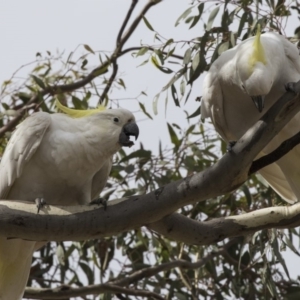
[113,117,120,123]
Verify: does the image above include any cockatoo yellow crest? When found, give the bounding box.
[249,24,267,72]
[55,98,106,118]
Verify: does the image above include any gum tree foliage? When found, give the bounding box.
[1,0,300,299]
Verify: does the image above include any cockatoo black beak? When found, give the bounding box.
[119,122,139,147]
[251,95,265,113]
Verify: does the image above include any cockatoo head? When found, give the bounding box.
[56,99,139,148]
[98,108,139,147]
[236,25,273,112]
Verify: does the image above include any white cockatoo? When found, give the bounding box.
[0,100,139,299]
[202,27,300,203]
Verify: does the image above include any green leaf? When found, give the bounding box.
[183,48,192,65]
[56,244,65,266]
[137,59,149,67]
[206,6,220,31]
[153,93,160,115]
[151,56,173,73]
[162,67,186,91]
[167,123,180,148]
[189,3,204,29]
[237,12,248,37]
[81,59,88,70]
[187,105,201,119]
[17,92,31,103]
[188,52,206,84]
[124,165,134,174]
[136,47,148,56]
[184,87,192,104]
[79,261,94,284]
[175,7,193,26]
[272,237,290,280]
[171,84,180,107]
[180,78,186,96]
[192,51,200,71]
[83,44,95,54]
[72,96,84,109]
[118,78,126,89]
[186,124,195,135]
[139,102,153,120]
[230,31,236,47]
[242,185,252,207]
[92,64,109,76]
[142,16,154,31]
[31,75,45,89]
[164,94,168,117]
[120,149,151,163]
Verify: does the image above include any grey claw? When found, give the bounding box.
[89,198,107,210]
[285,82,297,93]
[35,198,46,214]
[227,141,237,152]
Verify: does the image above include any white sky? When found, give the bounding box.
[0,0,299,286]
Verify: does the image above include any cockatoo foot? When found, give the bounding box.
[35,198,46,214]
[285,82,297,93]
[89,198,107,210]
[227,141,237,152]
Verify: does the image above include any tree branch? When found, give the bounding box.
[25,283,164,300]
[118,0,162,49]
[0,81,300,243]
[249,131,300,175]
[99,61,119,103]
[116,0,138,46]
[121,46,185,60]
[148,203,300,245]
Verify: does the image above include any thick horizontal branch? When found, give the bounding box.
[148,203,300,245]
[0,81,300,242]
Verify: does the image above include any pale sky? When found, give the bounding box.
[0,0,299,283]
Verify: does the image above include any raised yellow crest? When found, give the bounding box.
[55,99,106,118]
[248,24,267,71]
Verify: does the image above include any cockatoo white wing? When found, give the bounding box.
[0,112,51,200]
[258,161,297,204]
[202,48,239,142]
[91,158,113,200]
[279,34,300,73]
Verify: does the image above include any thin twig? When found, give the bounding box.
[116,0,139,46]
[118,0,162,50]
[99,62,119,103]
[121,46,184,60]
[25,284,164,300]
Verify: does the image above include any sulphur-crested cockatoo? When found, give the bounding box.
[202,27,300,203]
[0,100,139,299]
